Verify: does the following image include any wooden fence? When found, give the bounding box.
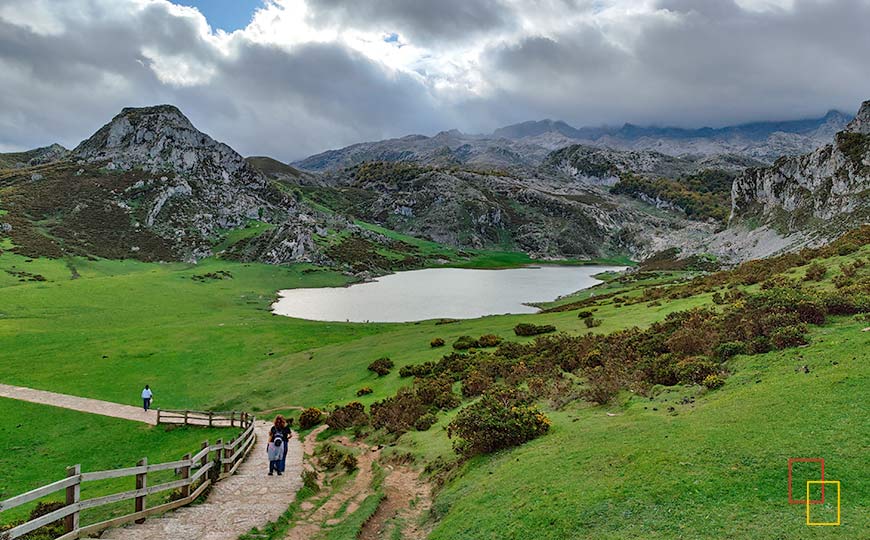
[0,410,256,540]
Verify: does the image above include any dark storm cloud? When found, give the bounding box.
[0,0,868,159]
[466,0,870,129]
[306,0,515,43]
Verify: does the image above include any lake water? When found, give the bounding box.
[271,265,625,323]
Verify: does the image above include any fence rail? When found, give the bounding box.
[0,410,256,540]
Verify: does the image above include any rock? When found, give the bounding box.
[30,173,43,181]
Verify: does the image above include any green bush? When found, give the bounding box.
[370,387,427,434]
[430,337,445,348]
[513,323,557,337]
[583,317,602,328]
[447,386,550,456]
[674,357,719,384]
[356,387,373,396]
[702,374,725,390]
[461,370,492,397]
[577,310,594,318]
[453,335,480,350]
[715,341,746,361]
[399,361,436,378]
[368,357,394,376]
[302,469,320,492]
[299,407,324,430]
[416,377,460,410]
[770,325,809,349]
[414,413,437,431]
[803,262,827,281]
[341,453,358,473]
[316,443,345,470]
[329,401,368,429]
[478,334,503,347]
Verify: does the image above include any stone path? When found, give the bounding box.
[102,421,303,540]
[0,383,305,540]
[0,383,157,424]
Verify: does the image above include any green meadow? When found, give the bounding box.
[1,238,868,538]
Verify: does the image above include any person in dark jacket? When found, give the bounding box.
[269,415,291,475]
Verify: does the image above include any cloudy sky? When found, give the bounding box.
[1,0,869,161]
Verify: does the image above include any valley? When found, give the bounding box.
[1,101,868,540]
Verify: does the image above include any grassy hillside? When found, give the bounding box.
[1,220,868,538]
[428,320,868,539]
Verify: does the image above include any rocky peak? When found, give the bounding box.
[845,100,870,134]
[72,105,260,183]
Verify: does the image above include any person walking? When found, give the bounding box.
[141,385,153,412]
[269,415,291,475]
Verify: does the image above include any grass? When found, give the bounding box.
[0,398,232,526]
[428,319,869,539]
[1,238,868,539]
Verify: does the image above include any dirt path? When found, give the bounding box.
[358,463,432,540]
[284,430,432,540]
[101,422,303,540]
[0,383,157,424]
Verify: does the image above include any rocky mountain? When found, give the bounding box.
[0,143,69,169]
[541,144,761,188]
[293,111,850,175]
[712,101,870,259]
[293,130,552,172]
[300,161,712,261]
[497,110,853,163]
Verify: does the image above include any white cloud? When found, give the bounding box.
[0,0,868,160]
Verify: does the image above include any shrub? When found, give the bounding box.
[329,402,368,429]
[770,325,809,349]
[803,263,827,281]
[371,387,427,434]
[317,444,345,470]
[302,469,319,492]
[461,370,492,397]
[447,386,550,456]
[399,361,435,378]
[836,242,858,256]
[702,374,725,390]
[356,387,373,397]
[583,317,602,328]
[577,310,594,318]
[715,341,746,362]
[341,453,358,473]
[368,357,394,376]
[513,323,557,337]
[478,334,503,347]
[674,357,719,384]
[581,366,621,404]
[453,335,479,350]
[299,407,324,430]
[414,413,437,431]
[416,377,460,410]
[430,337,445,348]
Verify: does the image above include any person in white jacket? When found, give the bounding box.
[141,385,153,411]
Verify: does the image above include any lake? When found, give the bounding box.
[272,265,625,323]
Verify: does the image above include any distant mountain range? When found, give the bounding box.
[1,103,866,268]
[294,110,852,172]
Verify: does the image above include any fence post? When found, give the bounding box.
[184,410,189,425]
[180,452,191,498]
[156,408,161,424]
[213,439,223,480]
[135,457,147,523]
[208,411,213,427]
[64,464,80,533]
[231,411,236,428]
[223,437,234,474]
[200,441,209,468]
